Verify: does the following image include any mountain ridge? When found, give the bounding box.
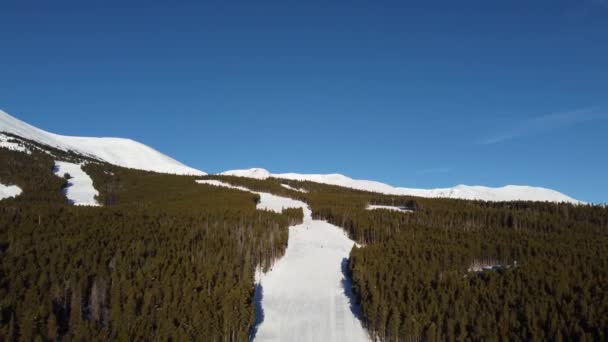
[0,109,206,175]
[0,110,582,203]
[221,168,582,203]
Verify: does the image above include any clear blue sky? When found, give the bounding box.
[1,1,606,203]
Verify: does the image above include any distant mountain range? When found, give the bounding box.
[222,168,581,203]
[0,109,581,203]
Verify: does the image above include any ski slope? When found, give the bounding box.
[221,168,581,203]
[0,110,205,175]
[0,183,22,200]
[54,161,100,206]
[196,180,370,341]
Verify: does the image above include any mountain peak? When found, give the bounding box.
[0,109,205,176]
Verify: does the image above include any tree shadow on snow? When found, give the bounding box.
[249,282,264,341]
[54,165,76,205]
[340,257,364,322]
[60,182,75,205]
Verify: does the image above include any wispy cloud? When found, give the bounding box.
[480,107,607,145]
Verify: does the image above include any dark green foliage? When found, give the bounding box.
[193,173,608,341]
[349,225,608,341]
[0,149,66,205]
[297,183,608,341]
[0,150,296,341]
[2,146,608,341]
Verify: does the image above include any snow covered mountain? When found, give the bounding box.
[0,110,205,175]
[220,168,581,203]
[0,110,582,203]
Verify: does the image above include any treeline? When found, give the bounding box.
[0,150,300,341]
[349,223,608,341]
[311,195,608,244]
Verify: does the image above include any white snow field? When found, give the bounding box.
[196,179,370,342]
[366,204,413,212]
[0,110,205,175]
[53,161,100,206]
[0,183,22,200]
[220,168,581,203]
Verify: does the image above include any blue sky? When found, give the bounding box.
[1,1,606,203]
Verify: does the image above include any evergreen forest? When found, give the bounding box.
[1,145,607,341]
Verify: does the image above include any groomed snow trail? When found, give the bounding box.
[54,161,100,206]
[196,180,370,342]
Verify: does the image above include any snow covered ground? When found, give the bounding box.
[0,133,31,154]
[196,179,370,341]
[53,161,100,206]
[220,168,581,203]
[366,204,413,212]
[0,183,22,200]
[0,110,205,175]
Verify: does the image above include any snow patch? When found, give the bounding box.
[0,109,205,176]
[366,204,413,212]
[53,161,100,206]
[280,183,308,193]
[0,184,22,200]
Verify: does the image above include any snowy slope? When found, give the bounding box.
[0,184,22,200]
[220,168,581,203]
[0,110,205,175]
[54,161,100,206]
[196,180,370,341]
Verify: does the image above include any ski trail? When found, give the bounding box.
[196,180,370,341]
[54,161,100,206]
